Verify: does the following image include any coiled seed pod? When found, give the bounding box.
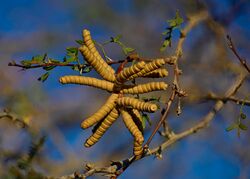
[128,59,165,80]
[121,109,144,144]
[121,82,168,94]
[116,61,146,84]
[143,68,168,78]
[81,93,118,129]
[117,97,158,112]
[84,108,119,147]
[79,45,115,82]
[133,140,143,160]
[82,29,115,74]
[129,109,144,159]
[59,75,114,92]
[129,109,144,133]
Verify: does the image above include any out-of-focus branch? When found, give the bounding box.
[202,93,250,106]
[0,109,29,128]
[226,35,250,73]
[148,73,247,155]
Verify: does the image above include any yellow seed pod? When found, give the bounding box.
[81,93,118,129]
[84,108,119,147]
[143,68,168,78]
[121,82,168,94]
[133,140,143,160]
[82,29,115,74]
[121,109,144,144]
[117,97,158,112]
[79,45,115,82]
[116,61,146,84]
[129,109,144,133]
[59,75,114,92]
[128,59,165,80]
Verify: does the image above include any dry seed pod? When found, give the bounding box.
[59,75,114,92]
[143,68,168,78]
[133,140,143,160]
[84,108,119,147]
[121,109,144,144]
[82,29,115,74]
[129,109,144,133]
[128,109,144,159]
[128,59,165,80]
[116,61,146,84]
[79,45,115,82]
[121,82,168,94]
[81,93,118,129]
[117,97,158,112]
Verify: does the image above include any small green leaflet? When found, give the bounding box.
[167,11,183,29]
[110,35,122,43]
[142,113,152,128]
[160,10,184,52]
[225,124,238,132]
[38,72,49,82]
[239,123,248,130]
[75,39,84,45]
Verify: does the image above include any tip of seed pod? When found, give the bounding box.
[84,142,91,148]
[163,83,168,89]
[83,29,90,36]
[162,69,168,77]
[151,104,158,112]
[158,58,166,64]
[81,121,89,129]
[59,77,64,84]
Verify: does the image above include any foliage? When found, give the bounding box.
[160,11,184,52]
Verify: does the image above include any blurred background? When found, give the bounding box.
[0,0,250,178]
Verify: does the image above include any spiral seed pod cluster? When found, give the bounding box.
[59,75,114,92]
[85,108,119,147]
[81,93,118,129]
[117,97,158,112]
[121,82,168,94]
[59,29,170,155]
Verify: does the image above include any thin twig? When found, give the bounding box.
[203,93,250,106]
[226,35,250,73]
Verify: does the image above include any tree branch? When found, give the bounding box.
[226,35,250,73]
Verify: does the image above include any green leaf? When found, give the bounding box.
[225,123,238,132]
[239,123,248,130]
[110,35,122,43]
[64,56,77,63]
[142,113,152,127]
[240,113,247,119]
[43,66,56,71]
[75,39,84,45]
[167,11,183,28]
[37,72,49,82]
[66,47,78,54]
[49,59,60,63]
[83,66,92,73]
[21,60,32,67]
[71,65,80,71]
[32,54,47,63]
[123,47,135,55]
[160,39,170,51]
